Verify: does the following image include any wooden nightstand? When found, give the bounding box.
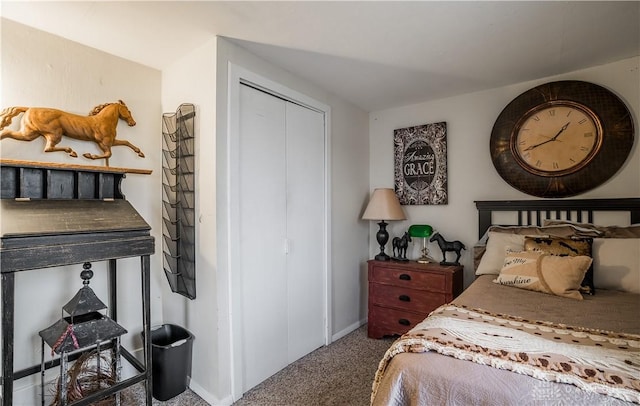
[367,260,463,338]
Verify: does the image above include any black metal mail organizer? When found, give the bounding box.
[0,160,154,405]
[162,104,196,299]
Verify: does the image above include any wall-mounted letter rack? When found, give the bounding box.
[162,104,196,299]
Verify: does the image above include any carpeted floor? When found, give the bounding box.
[125,324,394,405]
[232,324,394,406]
[121,383,209,405]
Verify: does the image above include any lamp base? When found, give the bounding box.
[417,255,437,264]
[417,244,436,264]
[374,220,391,261]
[375,252,391,261]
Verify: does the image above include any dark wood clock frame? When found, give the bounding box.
[490,80,634,198]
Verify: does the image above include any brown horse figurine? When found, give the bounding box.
[0,100,144,163]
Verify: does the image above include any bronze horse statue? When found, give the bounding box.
[0,100,144,164]
[392,232,411,260]
[430,232,465,265]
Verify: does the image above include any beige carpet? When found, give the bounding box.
[233,324,394,406]
[121,383,208,405]
[125,324,394,405]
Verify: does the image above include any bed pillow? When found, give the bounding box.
[474,225,600,275]
[475,231,524,275]
[592,238,640,293]
[524,236,594,295]
[494,250,592,300]
[542,219,640,238]
[487,224,603,238]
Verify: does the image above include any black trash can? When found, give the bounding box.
[149,324,194,401]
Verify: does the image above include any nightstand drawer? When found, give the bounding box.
[369,265,446,292]
[367,260,463,339]
[368,305,424,337]
[369,283,445,314]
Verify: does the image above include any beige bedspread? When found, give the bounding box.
[371,275,640,406]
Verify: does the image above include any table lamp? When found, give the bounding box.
[408,224,436,263]
[362,188,406,260]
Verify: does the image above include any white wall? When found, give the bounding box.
[160,38,219,403]
[369,56,640,286]
[215,37,370,403]
[0,19,164,402]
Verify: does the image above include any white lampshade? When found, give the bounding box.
[362,188,406,221]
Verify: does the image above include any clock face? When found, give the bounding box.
[490,80,634,198]
[512,102,602,176]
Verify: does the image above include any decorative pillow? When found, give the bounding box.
[524,236,594,295]
[475,232,524,275]
[473,244,487,273]
[494,250,592,300]
[474,225,600,275]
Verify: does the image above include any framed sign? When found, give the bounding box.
[394,122,447,205]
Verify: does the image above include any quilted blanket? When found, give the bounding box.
[372,305,640,404]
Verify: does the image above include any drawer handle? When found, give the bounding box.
[399,294,411,302]
[399,274,411,281]
[398,318,411,326]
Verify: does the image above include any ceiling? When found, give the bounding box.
[2,1,639,112]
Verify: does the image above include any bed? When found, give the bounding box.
[371,198,640,405]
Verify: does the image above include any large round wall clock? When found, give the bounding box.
[490,80,634,198]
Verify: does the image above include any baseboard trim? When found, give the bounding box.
[331,317,367,342]
[189,379,228,405]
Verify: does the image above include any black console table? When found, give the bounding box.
[0,160,154,405]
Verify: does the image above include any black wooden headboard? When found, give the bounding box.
[475,198,640,239]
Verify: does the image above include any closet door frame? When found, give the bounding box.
[226,63,332,400]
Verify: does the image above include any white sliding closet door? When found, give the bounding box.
[239,84,325,392]
[239,84,288,390]
[285,102,325,363]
